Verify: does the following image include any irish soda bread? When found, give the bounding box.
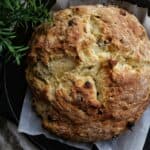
[26,5,150,142]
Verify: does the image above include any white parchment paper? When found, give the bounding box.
[18,1,150,150]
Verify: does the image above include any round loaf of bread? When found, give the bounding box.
[26,5,150,142]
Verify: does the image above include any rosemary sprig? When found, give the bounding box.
[0,0,54,65]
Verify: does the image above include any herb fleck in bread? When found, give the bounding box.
[26,5,150,142]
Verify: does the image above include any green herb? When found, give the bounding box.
[0,0,54,65]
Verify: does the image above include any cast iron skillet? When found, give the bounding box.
[0,1,150,149]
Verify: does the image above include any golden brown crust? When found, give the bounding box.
[26,5,150,142]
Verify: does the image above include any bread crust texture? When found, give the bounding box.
[26,5,150,142]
